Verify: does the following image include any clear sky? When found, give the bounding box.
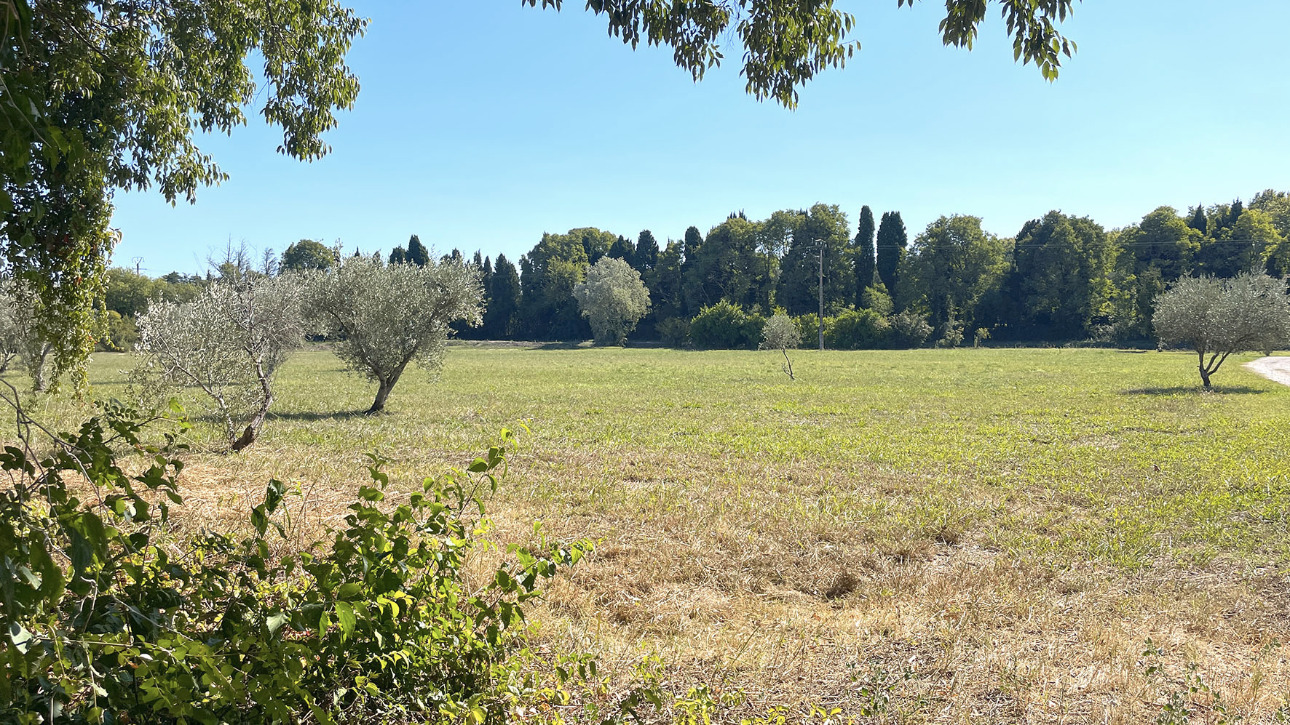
[109,1,1290,275]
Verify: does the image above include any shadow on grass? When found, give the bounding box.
[268,409,371,422]
[1121,385,1268,396]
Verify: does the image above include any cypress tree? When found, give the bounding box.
[484,254,522,339]
[854,205,876,307]
[1188,204,1208,235]
[608,234,636,267]
[406,235,430,267]
[634,230,659,274]
[389,246,407,265]
[875,211,907,298]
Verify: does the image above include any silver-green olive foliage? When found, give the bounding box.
[1153,272,1290,388]
[305,255,482,413]
[760,313,801,351]
[573,256,651,346]
[135,274,307,451]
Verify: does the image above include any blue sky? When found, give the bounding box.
[110,1,1290,275]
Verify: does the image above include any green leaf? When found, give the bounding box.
[266,612,288,636]
[7,623,33,654]
[334,601,356,639]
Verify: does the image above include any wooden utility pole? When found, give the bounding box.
[813,240,825,351]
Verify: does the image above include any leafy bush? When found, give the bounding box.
[0,396,595,723]
[860,284,894,316]
[824,309,891,350]
[95,310,139,352]
[889,310,933,348]
[688,301,764,350]
[793,314,820,348]
[657,317,691,348]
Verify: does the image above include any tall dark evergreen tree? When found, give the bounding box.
[1188,204,1208,235]
[853,205,876,307]
[875,211,908,299]
[608,235,636,267]
[679,226,704,315]
[485,254,522,339]
[388,246,407,265]
[634,230,659,274]
[406,235,430,267]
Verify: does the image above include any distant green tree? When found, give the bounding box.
[875,211,908,301]
[1188,205,1209,235]
[519,231,593,340]
[389,246,408,265]
[484,254,522,339]
[1250,189,1290,239]
[1198,209,1282,278]
[684,216,764,313]
[759,313,800,380]
[608,235,636,268]
[647,240,686,324]
[755,210,801,310]
[899,215,1010,332]
[854,205,877,307]
[103,269,158,319]
[1008,211,1117,339]
[406,235,431,267]
[634,230,659,275]
[679,226,705,315]
[281,240,334,273]
[775,204,853,317]
[573,257,651,345]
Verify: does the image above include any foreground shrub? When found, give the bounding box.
[0,397,592,723]
[689,301,764,349]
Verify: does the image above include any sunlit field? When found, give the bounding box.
[26,345,1290,723]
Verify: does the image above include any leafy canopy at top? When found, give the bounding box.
[525,0,1078,107]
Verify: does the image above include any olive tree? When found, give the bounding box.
[1153,272,1290,388]
[760,312,801,380]
[135,274,306,451]
[305,255,482,414]
[572,257,651,346]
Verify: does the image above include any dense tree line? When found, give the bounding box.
[97,189,1290,352]
[445,188,1290,348]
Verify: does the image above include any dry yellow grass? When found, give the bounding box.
[20,345,1290,722]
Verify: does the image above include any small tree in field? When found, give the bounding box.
[306,254,482,413]
[760,312,801,380]
[135,274,305,450]
[573,256,651,346]
[1153,272,1290,388]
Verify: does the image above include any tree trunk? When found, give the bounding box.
[367,378,395,414]
[1199,366,1211,389]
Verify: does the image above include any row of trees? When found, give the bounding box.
[85,189,1290,363]
[445,189,1290,347]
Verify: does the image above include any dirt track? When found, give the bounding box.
[1245,356,1290,386]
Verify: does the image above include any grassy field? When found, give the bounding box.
[25,345,1290,722]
